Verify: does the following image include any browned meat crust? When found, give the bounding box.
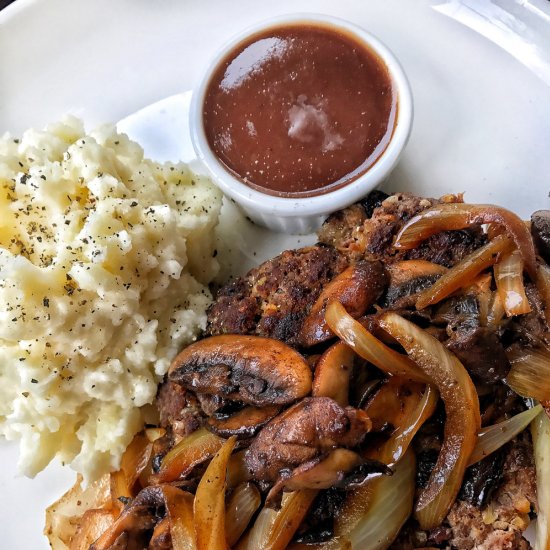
[316,202,368,251]
[206,246,349,346]
[319,192,487,267]
[156,380,202,439]
[153,381,204,465]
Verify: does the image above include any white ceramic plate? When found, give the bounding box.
[1,0,550,547]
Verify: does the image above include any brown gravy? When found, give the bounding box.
[203,23,397,197]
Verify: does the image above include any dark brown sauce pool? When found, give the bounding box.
[203,23,397,197]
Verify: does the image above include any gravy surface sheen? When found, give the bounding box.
[203,23,396,196]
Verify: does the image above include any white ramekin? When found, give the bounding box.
[190,13,413,234]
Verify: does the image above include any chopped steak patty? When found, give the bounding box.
[194,193,538,548]
[206,246,348,346]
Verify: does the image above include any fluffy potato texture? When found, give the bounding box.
[0,117,223,479]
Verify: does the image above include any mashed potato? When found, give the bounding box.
[0,117,223,479]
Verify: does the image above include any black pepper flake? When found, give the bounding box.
[64,285,75,296]
[31,378,38,383]
[130,201,138,207]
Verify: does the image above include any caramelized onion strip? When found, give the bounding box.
[384,384,438,466]
[486,291,506,330]
[155,428,224,483]
[532,409,550,550]
[194,436,236,550]
[45,474,111,549]
[393,203,537,278]
[468,404,543,466]
[110,433,152,511]
[465,273,492,327]
[414,234,514,310]
[325,302,429,383]
[162,486,196,550]
[225,482,261,547]
[334,449,416,550]
[494,250,532,316]
[226,449,251,490]
[334,385,436,549]
[364,378,433,435]
[536,263,550,325]
[378,312,480,530]
[241,490,318,550]
[506,346,550,401]
[145,427,166,442]
[70,509,118,550]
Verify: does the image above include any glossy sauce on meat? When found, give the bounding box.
[203,23,397,196]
